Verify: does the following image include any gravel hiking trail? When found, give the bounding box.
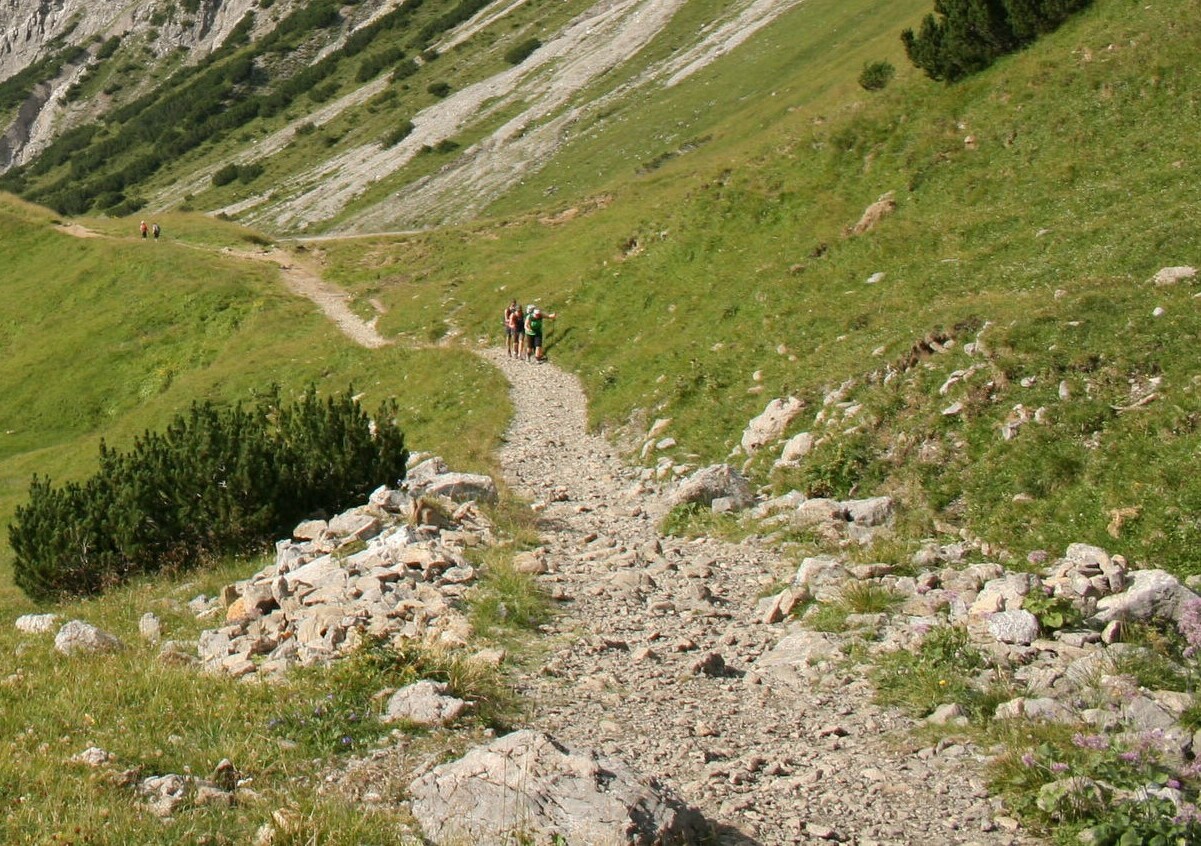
[225,247,391,349]
[481,347,1035,846]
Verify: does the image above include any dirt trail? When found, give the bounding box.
[227,247,391,349]
[54,221,389,349]
[481,347,1034,846]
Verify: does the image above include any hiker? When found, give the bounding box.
[519,304,536,360]
[504,299,523,357]
[140,220,148,239]
[525,307,557,363]
[152,222,161,241]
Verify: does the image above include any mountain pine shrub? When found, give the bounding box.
[858,60,895,90]
[902,0,1092,82]
[10,388,408,601]
[504,38,541,66]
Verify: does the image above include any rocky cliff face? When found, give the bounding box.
[0,0,296,168]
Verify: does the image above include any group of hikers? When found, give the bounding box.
[504,299,557,362]
[139,220,162,240]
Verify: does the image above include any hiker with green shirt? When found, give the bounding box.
[524,307,556,362]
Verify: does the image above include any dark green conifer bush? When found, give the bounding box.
[858,60,895,90]
[10,388,408,601]
[504,37,541,66]
[902,0,1092,82]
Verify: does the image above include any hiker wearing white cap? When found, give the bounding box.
[524,306,557,363]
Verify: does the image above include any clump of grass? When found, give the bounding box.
[871,625,995,719]
[659,501,751,541]
[468,557,552,643]
[835,581,902,614]
[267,636,514,755]
[800,601,849,632]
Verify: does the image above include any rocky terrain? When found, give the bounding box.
[21,343,1201,843]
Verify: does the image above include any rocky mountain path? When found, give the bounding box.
[225,247,391,349]
[482,347,1036,846]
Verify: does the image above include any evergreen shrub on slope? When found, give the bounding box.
[902,0,1093,82]
[9,388,408,601]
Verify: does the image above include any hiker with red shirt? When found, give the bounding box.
[504,299,523,357]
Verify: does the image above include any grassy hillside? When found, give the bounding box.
[0,0,1197,840]
[0,198,509,607]
[318,0,1201,573]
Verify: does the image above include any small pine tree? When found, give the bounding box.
[902,0,1091,82]
[10,388,409,601]
[858,60,896,91]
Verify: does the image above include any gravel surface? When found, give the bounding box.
[477,347,1041,846]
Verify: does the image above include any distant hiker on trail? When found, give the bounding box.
[520,304,535,360]
[152,222,161,241]
[525,307,557,363]
[504,299,523,357]
[140,220,148,239]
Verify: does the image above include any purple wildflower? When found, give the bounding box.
[1174,803,1201,825]
[1168,779,1182,790]
[1021,752,1037,767]
[1072,733,1109,751]
[1049,762,1069,774]
[1119,750,1142,764]
[1179,598,1201,658]
[1181,760,1201,779]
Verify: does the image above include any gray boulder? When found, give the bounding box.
[666,464,753,511]
[844,496,895,527]
[406,456,451,487]
[792,555,851,602]
[407,730,706,845]
[1094,569,1199,625]
[1152,266,1197,286]
[54,620,123,656]
[755,629,844,685]
[383,680,468,727]
[740,397,805,455]
[15,613,59,634]
[419,472,499,504]
[139,612,162,643]
[988,609,1041,645]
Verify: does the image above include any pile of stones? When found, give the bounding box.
[192,456,499,680]
[757,542,1201,765]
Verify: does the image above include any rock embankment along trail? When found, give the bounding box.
[481,348,1036,846]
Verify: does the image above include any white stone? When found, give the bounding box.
[1151,266,1196,286]
[54,620,123,656]
[383,680,468,727]
[987,609,1040,645]
[1094,569,1199,624]
[15,613,59,634]
[741,397,805,455]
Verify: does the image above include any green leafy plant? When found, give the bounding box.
[858,60,895,91]
[1020,590,1081,631]
[797,432,881,499]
